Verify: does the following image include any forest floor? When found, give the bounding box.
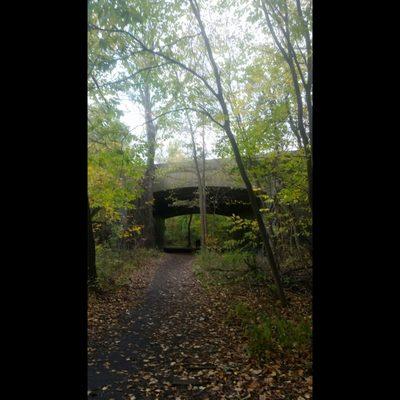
[88,253,312,400]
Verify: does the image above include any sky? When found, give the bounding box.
[118,98,221,162]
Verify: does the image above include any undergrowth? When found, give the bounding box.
[193,249,266,287]
[228,301,311,361]
[95,245,161,291]
[194,249,311,362]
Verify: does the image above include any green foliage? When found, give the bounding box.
[165,213,264,253]
[88,106,146,209]
[228,302,255,327]
[87,0,312,278]
[246,316,311,360]
[164,215,197,247]
[252,152,311,268]
[228,301,311,360]
[246,319,273,358]
[193,249,265,287]
[164,214,234,249]
[95,244,160,291]
[224,215,262,252]
[88,103,146,246]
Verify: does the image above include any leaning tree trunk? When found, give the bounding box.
[87,195,97,287]
[224,120,287,305]
[189,0,286,305]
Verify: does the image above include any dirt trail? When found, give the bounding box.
[88,253,240,399]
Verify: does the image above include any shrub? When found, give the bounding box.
[95,245,160,291]
[246,319,274,357]
[272,317,311,350]
[246,315,311,360]
[227,302,255,327]
[228,301,311,360]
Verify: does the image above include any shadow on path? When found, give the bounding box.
[88,253,233,399]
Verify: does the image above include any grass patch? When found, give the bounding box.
[95,245,161,291]
[193,249,266,287]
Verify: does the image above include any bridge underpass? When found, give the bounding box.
[152,159,258,248]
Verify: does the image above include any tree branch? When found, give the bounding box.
[260,0,309,147]
[189,0,224,99]
[88,24,220,100]
[90,73,112,109]
[128,106,224,132]
[99,62,172,87]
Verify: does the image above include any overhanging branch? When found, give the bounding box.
[99,62,172,88]
[88,24,220,100]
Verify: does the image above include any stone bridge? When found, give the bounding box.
[152,158,256,247]
[153,158,255,218]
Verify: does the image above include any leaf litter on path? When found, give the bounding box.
[88,253,312,399]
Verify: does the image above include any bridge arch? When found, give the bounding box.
[153,186,253,219]
[153,185,254,248]
[152,159,258,247]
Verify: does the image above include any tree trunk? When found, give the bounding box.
[305,146,313,210]
[189,0,286,305]
[200,127,207,247]
[154,216,165,249]
[118,205,128,250]
[187,214,193,247]
[199,191,207,248]
[225,121,286,304]
[182,106,207,249]
[260,0,312,213]
[255,176,277,250]
[138,82,157,247]
[88,195,97,287]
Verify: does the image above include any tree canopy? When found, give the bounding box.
[87,0,312,302]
